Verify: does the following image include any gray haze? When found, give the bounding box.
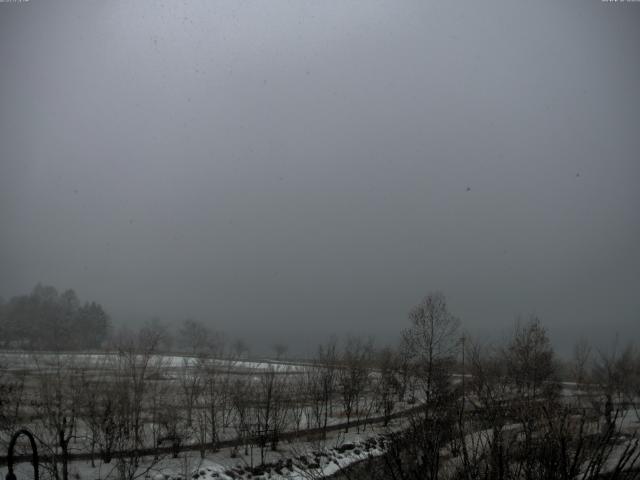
[1,0,639,355]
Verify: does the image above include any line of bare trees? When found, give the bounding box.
[356,293,640,480]
[2,292,640,480]
[0,330,406,479]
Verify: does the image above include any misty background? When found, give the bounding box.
[0,0,638,355]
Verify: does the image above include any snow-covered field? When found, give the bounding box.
[0,420,397,480]
[3,351,640,480]
[0,351,307,373]
[0,350,406,479]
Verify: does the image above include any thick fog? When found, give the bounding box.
[1,0,638,354]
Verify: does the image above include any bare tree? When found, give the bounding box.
[255,365,287,463]
[201,361,226,451]
[374,293,461,480]
[110,327,167,480]
[79,355,115,467]
[230,376,252,457]
[32,354,83,480]
[572,337,592,385]
[305,338,338,439]
[157,383,184,458]
[306,364,327,432]
[272,343,288,360]
[232,338,250,359]
[337,337,372,432]
[179,319,218,355]
[503,315,556,399]
[0,355,26,449]
[592,342,639,430]
[178,357,202,431]
[402,292,460,405]
[373,347,400,426]
[287,374,307,434]
[191,356,216,457]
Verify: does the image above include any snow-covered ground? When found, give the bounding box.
[0,351,307,373]
[0,420,398,480]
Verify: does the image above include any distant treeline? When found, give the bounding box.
[0,284,111,350]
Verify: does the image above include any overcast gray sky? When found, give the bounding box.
[1,0,639,355]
